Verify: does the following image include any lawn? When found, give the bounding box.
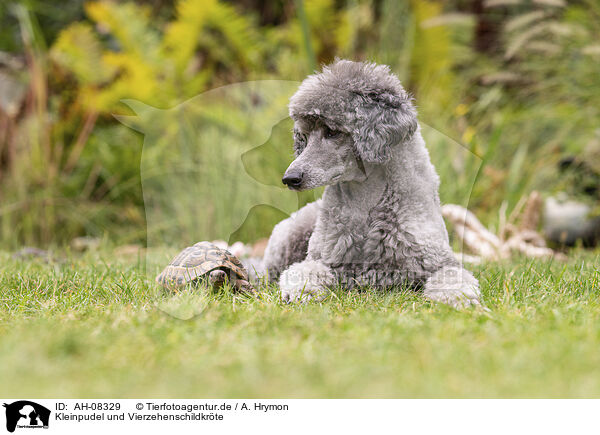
[1,248,599,398]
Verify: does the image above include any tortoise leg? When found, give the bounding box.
[235,279,257,295]
[208,269,228,289]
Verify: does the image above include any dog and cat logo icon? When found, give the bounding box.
[3,401,50,432]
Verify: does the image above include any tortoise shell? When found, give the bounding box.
[156,241,249,288]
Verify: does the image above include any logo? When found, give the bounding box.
[3,401,50,433]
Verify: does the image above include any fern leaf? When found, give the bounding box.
[51,22,112,84]
[504,11,547,33]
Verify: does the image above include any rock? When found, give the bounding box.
[544,195,600,247]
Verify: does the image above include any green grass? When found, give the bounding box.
[1,248,600,398]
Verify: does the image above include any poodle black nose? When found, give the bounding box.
[282,171,303,188]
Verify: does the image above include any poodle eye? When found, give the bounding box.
[293,129,307,153]
[324,126,342,139]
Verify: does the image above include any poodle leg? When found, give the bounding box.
[423,265,482,309]
[263,200,320,282]
[279,260,335,303]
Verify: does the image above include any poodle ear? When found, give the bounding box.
[353,92,417,163]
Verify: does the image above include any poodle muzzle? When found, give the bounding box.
[282,170,304,190]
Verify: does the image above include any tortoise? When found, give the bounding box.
[156,241,255,293]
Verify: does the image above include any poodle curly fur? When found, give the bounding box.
[263,60,481,308]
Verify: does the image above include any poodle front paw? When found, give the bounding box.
[280,285,329,303]
[278,260,335,303]
[424,266,483,309]
[424,286,482,309]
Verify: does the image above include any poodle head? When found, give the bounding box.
[282,115,366,190]
[289,59,417,163]
[284,60,417,190]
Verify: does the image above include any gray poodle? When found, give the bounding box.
[263,60,481,308]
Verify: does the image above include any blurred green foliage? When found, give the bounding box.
[0,0,598,248]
